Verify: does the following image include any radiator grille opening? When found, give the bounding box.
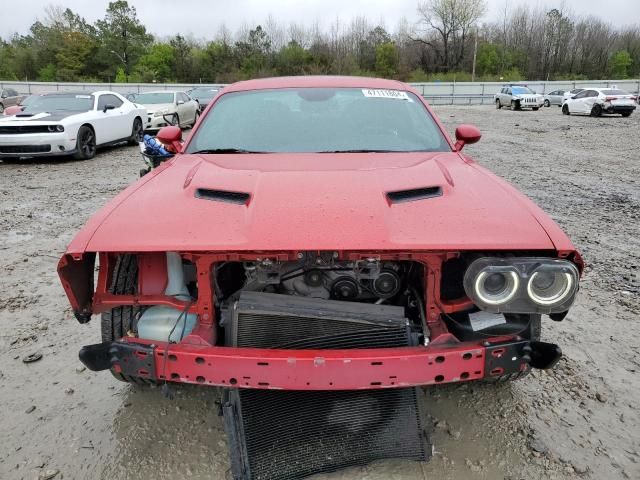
[223,292,431,480]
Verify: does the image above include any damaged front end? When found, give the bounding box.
[60,249,578,388]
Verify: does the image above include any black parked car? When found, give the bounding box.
[188,86,220,111]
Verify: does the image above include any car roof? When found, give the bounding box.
[139,90,180,94]
[223,75,412,94]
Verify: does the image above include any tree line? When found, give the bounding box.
[0,0,638,84]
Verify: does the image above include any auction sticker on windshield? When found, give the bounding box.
[362,89,410,100]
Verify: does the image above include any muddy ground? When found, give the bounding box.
[1,105,638,480]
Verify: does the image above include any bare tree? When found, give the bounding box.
[413,0,486,72]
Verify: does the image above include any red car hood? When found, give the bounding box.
[67,152,573,253]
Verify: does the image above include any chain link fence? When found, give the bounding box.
[2,79,639,105]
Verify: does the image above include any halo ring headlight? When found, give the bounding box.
[474,270,519,305]
[527,271,574,306]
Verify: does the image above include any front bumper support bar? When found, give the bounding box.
[79,338,561,390]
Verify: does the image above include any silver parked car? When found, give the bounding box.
[0,88,25,115]
[494,85,545,110]
[135,91,200,131]
[543,90,566,107]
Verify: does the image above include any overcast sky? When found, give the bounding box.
[1,0,636,40]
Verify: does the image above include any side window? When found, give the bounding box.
[180,93,189,102]
[97,94,124,110]
[574,90,589,99]
[500,88,506,94]
[588,90,598,97]
[506,88,512,95]
[8,88,18,96]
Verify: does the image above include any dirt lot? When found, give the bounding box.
[1,105,639,480]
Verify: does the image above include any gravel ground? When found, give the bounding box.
[0,105,638,480]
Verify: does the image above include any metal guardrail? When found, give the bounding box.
[1,79,639,105]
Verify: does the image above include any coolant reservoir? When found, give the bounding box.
[137,252,198,342]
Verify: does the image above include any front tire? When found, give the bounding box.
[544,99,551,107]
[101,254,149,384]
[590,104,602,117]
[621,112,632,117]
[0,103,4,114]
[73,125,96,160]
[511,100,520,110]
[495,99,502,109]
[128,117,143,145]
[171,113,180,128]
[562,104,570,115]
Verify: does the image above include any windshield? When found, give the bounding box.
[187,88,450,153]
[20,95,40,106]
[512,87,534,95]
[135,92,174,104]
[22,94,94,113]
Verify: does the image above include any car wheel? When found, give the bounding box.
[101,254,154,384]
[171,113,180,128]
[511,100,519,110]
[621,112,632,117]
[544,99,551,107]
[128,117,143,145]
[590,104,602,117]
[562,104,570,115]
[0,103,4,114]
[73,125,97,160]
[495,99,502,109]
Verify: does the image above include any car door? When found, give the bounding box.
[177,93,193,124]
[94,93,129,143]
[571,90,590,113]
[581,90,599,113]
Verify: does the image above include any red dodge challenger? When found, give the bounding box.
[58,76,582,478]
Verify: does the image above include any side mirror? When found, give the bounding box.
[454,124,481,151]
[156,125,183,153]
[103,104,116,112]
[0,92,7,99]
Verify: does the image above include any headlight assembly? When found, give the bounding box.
[463,257,579,314]
[47,125,64,133]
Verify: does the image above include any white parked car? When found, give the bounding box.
[562,88,636,117]
[0,91,145,161]
[134,91,200,131]
[562,88,584,102]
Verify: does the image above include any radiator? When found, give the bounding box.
[222,292,431,480]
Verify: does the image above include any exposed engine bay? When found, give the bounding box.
[213,253,427,331]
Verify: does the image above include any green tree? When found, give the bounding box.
[170,34,193,82]
[275,41,309,75]
[136,43,175,82]
[610,50,632,78]
[96,1,153,81]
[235,26,272,77]
[476,43,500,75]
[375,42,399,77]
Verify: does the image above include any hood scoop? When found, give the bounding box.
[195,188,250,205]
[386,186,442,204]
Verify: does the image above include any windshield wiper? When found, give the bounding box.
[318,149,409,153]
[190,148,268,154]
